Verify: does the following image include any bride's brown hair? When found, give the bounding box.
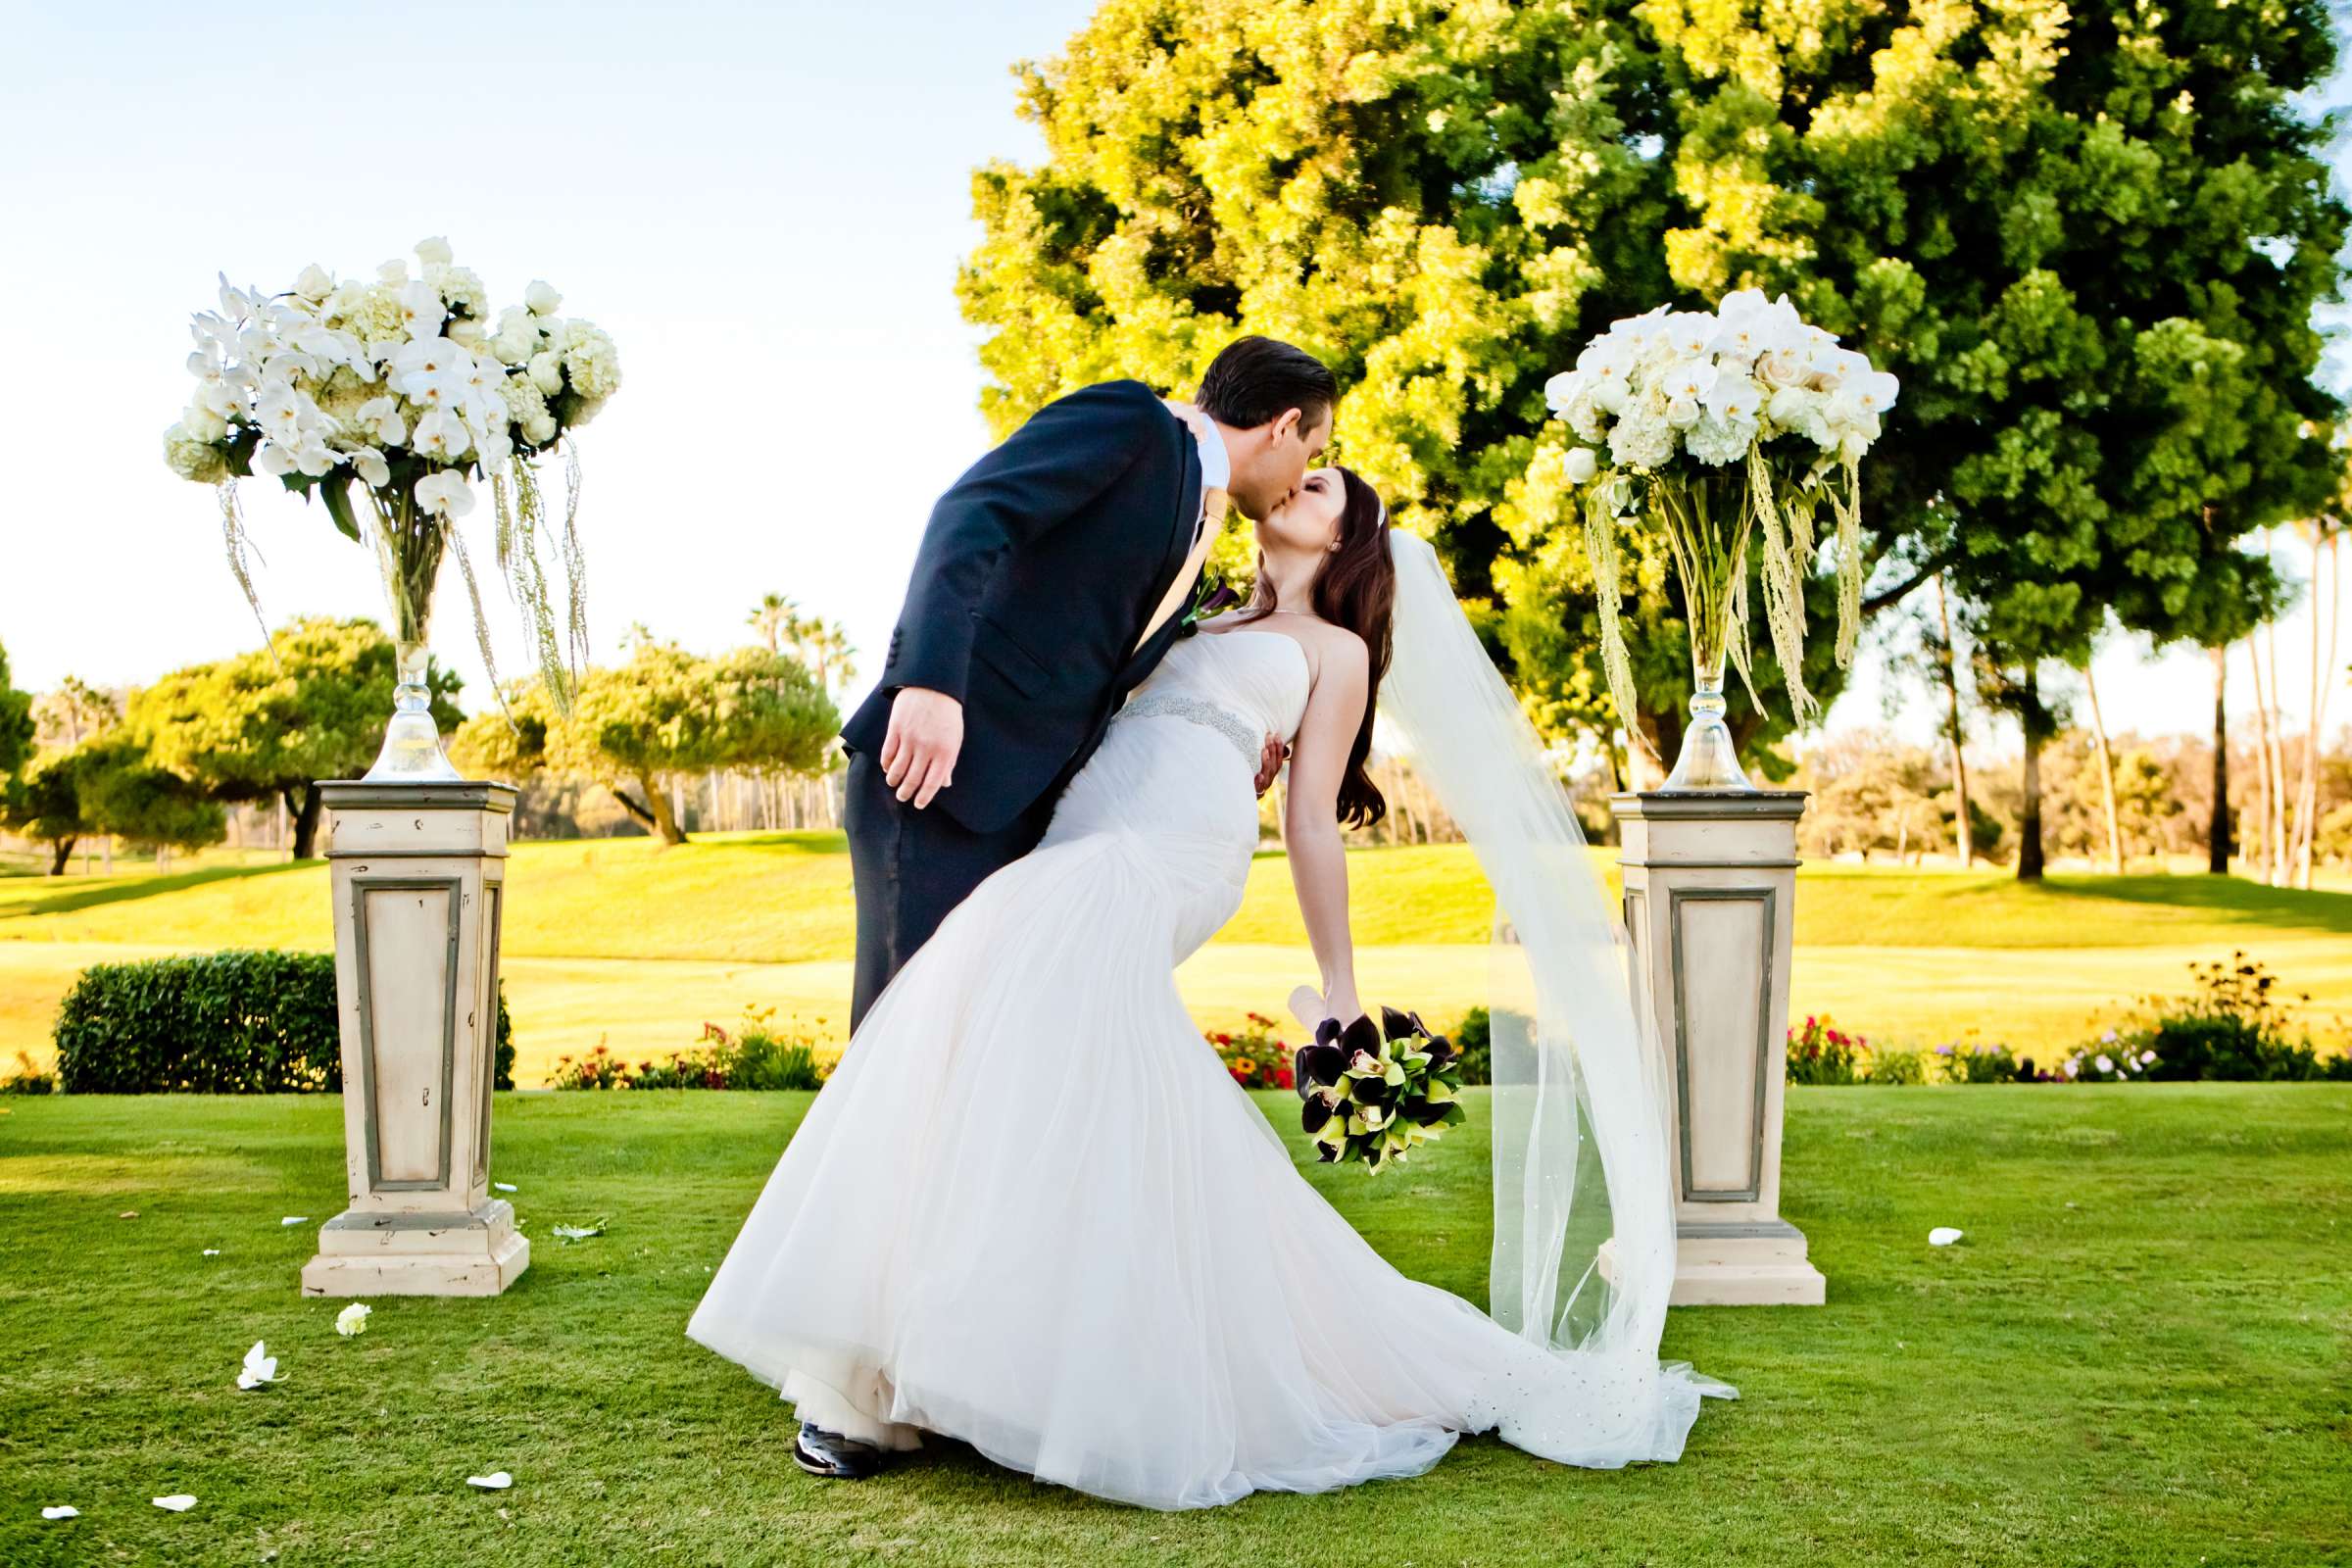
[1238,466,1395,828]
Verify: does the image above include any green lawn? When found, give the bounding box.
[6,834,2352,1083]
[0,1085,2345,1564]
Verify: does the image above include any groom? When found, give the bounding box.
[837,337,1338,1039]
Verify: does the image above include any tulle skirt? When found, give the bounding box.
[684,715,1704,1509]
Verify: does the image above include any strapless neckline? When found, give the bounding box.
[1194,627,1311,684]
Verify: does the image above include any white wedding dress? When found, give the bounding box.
[686,621,1720,1510]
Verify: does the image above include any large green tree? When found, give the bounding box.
[958,0,2345,786]
[126,616,464,859]
[2,732,223,875]
[0,639,32,780]
[451,638,839,846]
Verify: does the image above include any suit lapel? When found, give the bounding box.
[1126,409,1201,650]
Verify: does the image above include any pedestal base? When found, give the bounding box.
[300,1199,530,1298]
[1601,1219,1827,1306]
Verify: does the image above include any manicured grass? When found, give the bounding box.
[0,1085,2344,1564]
[7,835,2351,1081]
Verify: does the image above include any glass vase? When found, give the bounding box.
[1650,469,1755,793]
[360,486,462,784]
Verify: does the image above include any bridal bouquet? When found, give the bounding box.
[1295,1008,1466,1173]
[1544,290,1898,770]
[162,236,617,738]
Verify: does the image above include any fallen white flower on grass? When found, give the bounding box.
[550,1219,606,1243]
[237,1341,286,1390]
[335,1303,371,1337]
[1928,1227,1964,1247]
[279,1216,309,1226]
[153,1494,197,1512]
[41,1505,78,1519]
[466,1471,514,1491]
[493,1182,516,1193]
[202,1249,220,1256]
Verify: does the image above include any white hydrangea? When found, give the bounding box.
[164,422,229,483]
[561,320,621,400]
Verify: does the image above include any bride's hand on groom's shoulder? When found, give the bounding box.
[882,686,963,809]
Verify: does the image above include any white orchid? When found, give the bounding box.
[1660,359,1719,426]
[236,1340,285,1390]
[352,395,407,446]
[416,468,474,516]
[412,407,470,462]
[396,279,446,339]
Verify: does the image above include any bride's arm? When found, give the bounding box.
[1281,631,1371,1025]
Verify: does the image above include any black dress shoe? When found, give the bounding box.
[793,1421,893,1480]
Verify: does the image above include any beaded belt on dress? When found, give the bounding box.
[1112,693,1261,768]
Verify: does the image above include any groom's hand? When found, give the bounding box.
[1253,734,1288,798]
[881,686,963,809]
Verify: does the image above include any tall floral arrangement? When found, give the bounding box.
[1544,290,1896,783]
[163,237,618,770]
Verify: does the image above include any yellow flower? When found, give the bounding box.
[1233,1056,1256,1075]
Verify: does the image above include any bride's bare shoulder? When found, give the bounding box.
[1295,620,1367,694]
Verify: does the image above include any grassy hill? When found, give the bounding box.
[6,832,2350,1084]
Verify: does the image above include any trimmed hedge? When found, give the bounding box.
[54,949,514,1095]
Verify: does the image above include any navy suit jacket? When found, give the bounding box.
[841,379,1204,834]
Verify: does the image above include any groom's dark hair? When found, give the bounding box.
[1195,336,1338,433]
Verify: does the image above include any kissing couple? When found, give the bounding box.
[687,336,1734,1509]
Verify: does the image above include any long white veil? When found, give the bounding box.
[1377,528,1737,1408]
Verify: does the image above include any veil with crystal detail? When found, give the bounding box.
[1375,527,1737,1414]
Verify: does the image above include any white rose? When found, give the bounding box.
[1563,446,1598,485]
[529,350,564,395]
[524,280,562,316]
[376,259,409,286]
[180,400,229,443]
[446,318,487,349]
[293,264,333,301]
[415,235,453,266]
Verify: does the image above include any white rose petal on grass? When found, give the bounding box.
[202,1249,220,1256]
[280,1216,309,1226]
[1928,1227,1964,1247]
[153,1494,197,1512]
[335,1303,371,1337]
[237,1341,286,1390]
[466,1471,514,1491]
[551,1220,606,1243]
[493,1182,516,1193]
[42,1505,78,1519]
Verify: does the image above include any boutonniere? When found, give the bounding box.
[1178,575,1241,638]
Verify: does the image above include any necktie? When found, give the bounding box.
[1135,485,1228,652]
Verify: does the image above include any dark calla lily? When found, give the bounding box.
[1340,1013,1381,1059]
[1293,1038,1347,1094]
[1423,1034,1456,1066]
[1379,1005,1416,1043]
[1301,1095,1334,1135]
[1350,1073,1398,1110]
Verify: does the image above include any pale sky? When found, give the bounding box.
[1,0,2342,760]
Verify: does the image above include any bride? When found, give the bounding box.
[685,464,1734,1510]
